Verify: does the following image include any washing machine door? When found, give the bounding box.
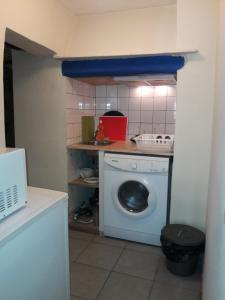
[113,176,157,218]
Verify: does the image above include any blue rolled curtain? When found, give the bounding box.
[62,55,185,78]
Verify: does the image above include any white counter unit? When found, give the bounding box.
[0,186,69,300]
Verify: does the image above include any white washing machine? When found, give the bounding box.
[103,153,170,246]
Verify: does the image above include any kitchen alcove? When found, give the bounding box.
[65,55,184,234]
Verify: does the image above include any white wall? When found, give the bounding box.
[13,51,68,192]
[0,2,176,146]
[170,0,217,229]
[0,0,76,146]
[203,1,225,299]
[65,5,177,57]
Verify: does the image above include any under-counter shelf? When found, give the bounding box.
[69,178,99,189]
[69,210,99,235]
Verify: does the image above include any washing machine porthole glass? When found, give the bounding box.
[118,180,149,213]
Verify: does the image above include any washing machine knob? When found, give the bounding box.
[131,163,138,170]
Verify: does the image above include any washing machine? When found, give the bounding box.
[103,153,170,246]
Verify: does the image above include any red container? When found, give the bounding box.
[99,116,128,141]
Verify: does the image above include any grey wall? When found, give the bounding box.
[12,51,67,192]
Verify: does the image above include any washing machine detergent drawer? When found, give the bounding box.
[104,153,169,174]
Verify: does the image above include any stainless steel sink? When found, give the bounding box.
[83,140,114,146]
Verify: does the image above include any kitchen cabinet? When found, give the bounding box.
[0,187,69,300]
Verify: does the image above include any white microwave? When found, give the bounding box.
[0,148,27,221]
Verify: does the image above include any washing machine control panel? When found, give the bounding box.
[105,154,169,173]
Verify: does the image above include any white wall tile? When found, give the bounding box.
[120,110,128,117]
[69,83,177,137]
[64,77,73,94]
[73,123,80,137]
[83,110,95,116]
[78,80,85,95]
[84,83,91,97]
[141,111,153,123]
[106,98,118,110]
[65,94,74,109]
[129,123,140,135]
[129,87,142,97]
[128,110,140,122]
[77,96,85,110]
[129,98,141,110]
[96,110,105,117]
[96,98,106,109]
[66,138,74,146]
[167,97,176,110]
[153,124,166,134]
[96,85,107,97]
[154,96,167,110]
[72,79,79,94]
[74,97,80,110]
[66,124,74,138]
[153,111,166,123]
[165,124,175,134]
[90,86,95,98]
[87,97,95,110]
[167,86,176,97]
[154,86,168,97]
[65,110,74,124]
[83,97,95,110]
[140,123,153,134]
[84,97,91,109]
[73,111,81,123]
[118,85,129,97]
[141,97,154,110]
[141,86,154,97]
[166,111,176,123]
[118,98,129,110]
[107,85,118,97]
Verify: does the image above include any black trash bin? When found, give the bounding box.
[160,224,205,276]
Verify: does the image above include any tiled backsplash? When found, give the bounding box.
[64,78,176,144]
[95,85,176,138]
[64,78,95,145]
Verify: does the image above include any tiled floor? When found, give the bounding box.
[69,231,202,300]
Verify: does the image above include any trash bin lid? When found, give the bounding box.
[161,224,205,247]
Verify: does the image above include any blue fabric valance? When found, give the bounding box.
[62,55,185,78]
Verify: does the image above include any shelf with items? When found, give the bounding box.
[69,177,99,189]
[68,149,100,234]
[69,206,99,235]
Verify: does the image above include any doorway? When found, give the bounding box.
[3,43,18,147]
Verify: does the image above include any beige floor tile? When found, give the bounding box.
[70,262,109,300]
[97,272,152,300]
[114,249,160,280]
[155,258,202,292]
[94,235,126,248]
[149,283,201,300]
[125,241,163,256]
[69,230,95,241]
[69,238,90,262]
[77,242,123,270]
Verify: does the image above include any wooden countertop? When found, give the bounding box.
[68,140,174,157]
